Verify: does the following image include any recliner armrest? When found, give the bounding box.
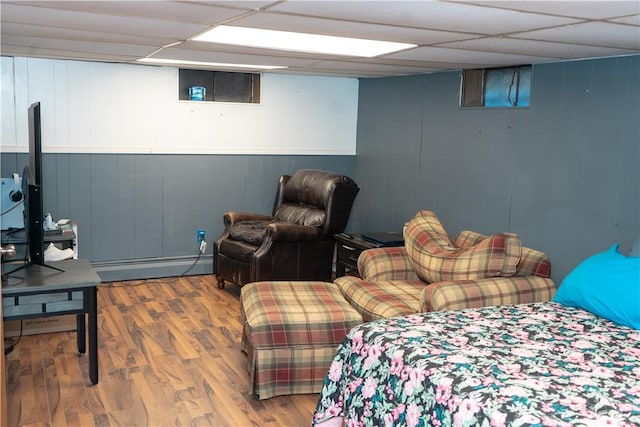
[224,212,274,226]
[420,276,557,312]
[264,222,321,242]
[358,246,421,281]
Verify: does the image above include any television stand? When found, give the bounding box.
[3,260,64,276]
[2,259,101,384]
[2,228,77,276]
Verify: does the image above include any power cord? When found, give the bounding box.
[179,242,205,277]
[104,239,207,288]
[3,241,208,353]
[4,320,23,355]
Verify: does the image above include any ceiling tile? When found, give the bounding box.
[196,1,278,11]
[0,45,144,62]
[0,3,209,39]
[268,1,580,34]
[1,35,158,58]
[0,22,175,47]
[609,14,640,25]
[3,0,257,25]
[154,46,317,68]
[514,21,640,50]
[1,0,638,77]
[176,40,359,62]
[303,60,443,76]
[439,36,639,60]
[228,11,474,45]
[386,46,557,66]
[460,0,640,19]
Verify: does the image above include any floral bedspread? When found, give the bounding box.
[313,302,640,427]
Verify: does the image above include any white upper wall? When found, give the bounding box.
[0,57,358,155]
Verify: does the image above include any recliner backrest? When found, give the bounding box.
[272,169,359,236]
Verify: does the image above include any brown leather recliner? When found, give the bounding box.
[213,169,359,289]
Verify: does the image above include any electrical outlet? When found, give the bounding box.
[197,229,205,243]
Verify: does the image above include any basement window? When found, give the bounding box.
[460,65,532,108]
[178,69,261,103]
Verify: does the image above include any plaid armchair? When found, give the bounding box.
[334,211,557,322]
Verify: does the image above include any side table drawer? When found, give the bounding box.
[3,291,84,317]
[334,233,403,278]
[337,243,362,270]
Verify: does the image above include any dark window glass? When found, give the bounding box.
[179,69,260,103]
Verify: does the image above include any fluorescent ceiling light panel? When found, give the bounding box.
[137,57,286,70]
[193,25,416,57]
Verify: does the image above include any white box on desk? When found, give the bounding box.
[4,314,76,337]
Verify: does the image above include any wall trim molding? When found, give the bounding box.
[93,255,213,282]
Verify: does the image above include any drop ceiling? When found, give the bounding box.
[1,0,639,77]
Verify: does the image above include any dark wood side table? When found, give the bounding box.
[334,234,376,278]
[2,259,101,384]
[334,233,404,278]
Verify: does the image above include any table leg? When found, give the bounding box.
[336,263,346,278]
[76,313,86,354]
[88,287,98,384]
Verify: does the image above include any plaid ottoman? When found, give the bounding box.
[240,281,363,399]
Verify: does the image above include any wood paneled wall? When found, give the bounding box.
[353,55,640,283]
[2,55,638,283]
[0,154,356,280]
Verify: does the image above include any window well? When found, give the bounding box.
[179,69,260,103]
[461,65,532,108]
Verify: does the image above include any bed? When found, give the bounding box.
[312,301,640,427]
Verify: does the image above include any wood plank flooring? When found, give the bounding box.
[5,275,320,426]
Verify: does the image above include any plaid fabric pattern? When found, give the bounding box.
[454,229,487,247]
[335,275,425,322]
[241,281,362,348]
[455,230,551,278]
[515,247,551,277]
[251,345,339,399]
[240,281,363,399]
[357,246,420,281]
[420,276,557,312]
[350,220,555,320]
[405,211,522,282]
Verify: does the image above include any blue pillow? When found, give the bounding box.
[553,243,640,329]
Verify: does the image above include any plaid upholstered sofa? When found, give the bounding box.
[336,210,557,322]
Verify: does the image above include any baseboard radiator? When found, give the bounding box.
[92,254,213,282]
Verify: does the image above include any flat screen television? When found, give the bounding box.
[5,102,62,275]
[26,102,45,265]
[21,164,44,265]
[28,101,43,187]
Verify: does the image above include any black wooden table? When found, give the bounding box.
[2,259,101,384]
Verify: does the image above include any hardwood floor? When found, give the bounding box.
[5,275,320,426]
